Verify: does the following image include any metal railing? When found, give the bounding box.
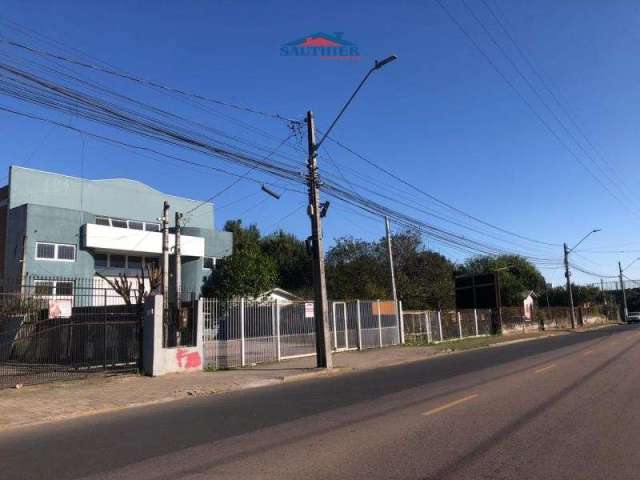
[403,304,620,345]
[202,298,400,369]
[402,309,493,343]
[0,277,144,388]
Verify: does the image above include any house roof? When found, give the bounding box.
[519,290,538,300]
[264,288,303,301]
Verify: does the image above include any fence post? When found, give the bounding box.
[103,289,107,370]
[426,311,432,343]
[438,310,443,342]
[356,300,363,351]
[240,297,246,367]
[398,300,404,345]
[474,308,479,337]
[377,299,383,348]
[275,299,281,361]
[458,311,463,339]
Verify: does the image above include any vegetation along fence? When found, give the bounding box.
[404,304,620,344]
[0,278,143,388]
[202,299,400,369]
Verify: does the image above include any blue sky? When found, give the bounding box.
[1,0,639,286]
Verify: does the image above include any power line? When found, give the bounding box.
[435,0,640,220]
[0,36,297,124]
[479,0,640,210]
[462,0,640,215]
[183,133,295,219]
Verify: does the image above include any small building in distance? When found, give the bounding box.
[0,166,232,302]
[521,290,538,320]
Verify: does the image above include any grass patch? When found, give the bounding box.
[405,332,545,352]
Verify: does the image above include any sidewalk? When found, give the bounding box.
[0,325,618,431]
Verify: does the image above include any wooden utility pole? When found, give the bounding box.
[306,110,333,369]
[563,242,576,329]
[174,212,183,300]
[619,261,628,321]
[161,201,170,311]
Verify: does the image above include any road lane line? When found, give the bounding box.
[535,364,557,374]
[583,350,594,356]
[422,394,479,416]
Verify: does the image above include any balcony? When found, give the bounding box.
[84,223,205,257]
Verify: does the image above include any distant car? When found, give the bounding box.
[627,312,640,323]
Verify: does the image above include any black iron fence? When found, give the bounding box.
[0,277,143,388]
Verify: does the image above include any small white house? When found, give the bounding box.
[259,288,304,305]
[521,290,538,320]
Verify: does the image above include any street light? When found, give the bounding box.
[306,54,397,368]
[563,228,601,329]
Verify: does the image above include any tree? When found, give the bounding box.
[459,255,546,306]
[325,237,388,300]
[202,220,277,299]
[324,231,455,309]
[260,230,312,297]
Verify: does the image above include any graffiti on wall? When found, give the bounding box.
[176,348,202,369]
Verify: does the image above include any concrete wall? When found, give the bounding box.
[143,294,204,376]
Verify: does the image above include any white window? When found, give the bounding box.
[144,222,161,232]
[33,280,73,297]
[36,243,55,259]
[109,254,126,268]
[94,217,161,232]
[111,219,128,229]
[203,257,216,270]
[35,242,76,262]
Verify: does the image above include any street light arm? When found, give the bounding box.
[315,54,397,150]
[621,257,640,272]
[568,228,601,253]
[315,68,375,150]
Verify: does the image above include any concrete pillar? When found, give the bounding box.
[143,294,204,376]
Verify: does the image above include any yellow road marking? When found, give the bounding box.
[422,394,479,416]
[583,350,594,356]
[535,364,557,374]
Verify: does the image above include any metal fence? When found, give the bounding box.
[202,298,400,369]
[402,309,493,343]
[0,278,143,388]
[403,304,619,343]
[501,305,619,333]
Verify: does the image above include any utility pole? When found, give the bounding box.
[174,212,183,300]
[619,261,628,321]
[563,242,576,329]
[384,216,400,341]
[161,200,170,311]
[600,278,607,305]
[306,110,333,369]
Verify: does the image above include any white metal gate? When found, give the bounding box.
[332,301,348,351]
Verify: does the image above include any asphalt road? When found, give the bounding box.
[3,324,640,479]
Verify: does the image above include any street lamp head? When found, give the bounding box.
[374,54,397,70]
[261,184,281,200]
[592,228,602,233]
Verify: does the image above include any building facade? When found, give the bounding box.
[1,166,232,301]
